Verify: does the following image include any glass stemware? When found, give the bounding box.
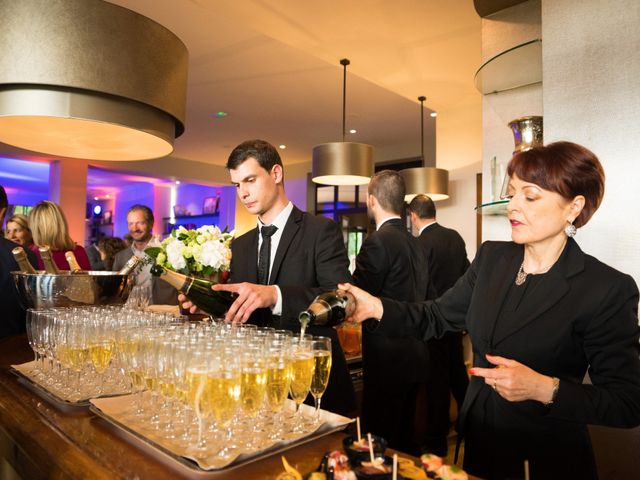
[310,336,332,426]
[287,338,314,436]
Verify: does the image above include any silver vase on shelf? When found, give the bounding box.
[508,116,543,154]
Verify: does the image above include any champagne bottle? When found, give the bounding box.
[39,246,60,274]
[298,289,356,336]
[65,251,83,273]
[117,255,142,275]
[150,265,237,316]
[11,246,37,274]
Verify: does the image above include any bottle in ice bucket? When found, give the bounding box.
[117,255,142,275]
[64,251,83,273]
[12,246,37,274]
[298,289,356,336]
[150,264,237,317]
[39,246,60,274]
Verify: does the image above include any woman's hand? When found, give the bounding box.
[470,354,557,404]
[337,282,384,322]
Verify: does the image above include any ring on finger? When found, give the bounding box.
[493,379,498,391]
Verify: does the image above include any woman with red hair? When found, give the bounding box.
[341,142,640,480]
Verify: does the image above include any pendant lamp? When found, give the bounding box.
[312,59,373,186]
[0,0,188,161]
[400,96,449,202]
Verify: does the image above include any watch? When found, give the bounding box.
[544,377,560,405]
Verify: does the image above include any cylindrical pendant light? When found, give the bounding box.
[0,0,188,161]
[400,96,449,202]
[312,59,373,186]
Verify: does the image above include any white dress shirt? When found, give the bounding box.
[257,201,294,315]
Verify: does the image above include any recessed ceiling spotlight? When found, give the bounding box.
[279,145,286,149]
[94,196,99,201]
[105,194,110,198]
[349,129,357,134]
[175,180,181,185]
[213,111,228,118]
[430,112,437,118]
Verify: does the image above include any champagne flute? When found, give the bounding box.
[310,336,332,426]
[185,346,211,455]
[287,338,314,436]
[239,344,267,449]
[264,339,292,440]
[208,348,241,464]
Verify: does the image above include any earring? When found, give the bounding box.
[565,222,577,238]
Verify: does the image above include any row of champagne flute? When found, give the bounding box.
[25,307,333,464]
[116,321,333,464]
[25,306,181,401]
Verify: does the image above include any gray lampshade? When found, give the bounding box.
[400,167,449,202]
[0,0,188,161]
[312,142,374,186]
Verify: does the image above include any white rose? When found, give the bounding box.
[165,238,187,270]
[199,240,225,270]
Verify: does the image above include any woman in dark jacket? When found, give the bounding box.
[341,141,640,480]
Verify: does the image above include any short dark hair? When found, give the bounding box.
[507,141,605,228]
[408,194,436,219]
[226,139,283,173]
[127,204,154,225]
[0,185,7,210]
[368,170,406,215]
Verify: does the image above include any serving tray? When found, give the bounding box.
[90,393,353,475]
[11,361,132,410]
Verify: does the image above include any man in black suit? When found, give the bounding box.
[183,139,355,415]
[408,194,470,456]
[352,170,429,454]
[0,185,39,339]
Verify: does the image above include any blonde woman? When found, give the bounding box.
[5,214,34,249]
[28,201,92,270]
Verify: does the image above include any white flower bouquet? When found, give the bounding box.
[145,225,234,279]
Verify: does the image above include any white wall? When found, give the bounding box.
[480,0,543,244]
[543,0,640,285]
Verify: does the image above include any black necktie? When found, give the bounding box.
[258,225,278,285]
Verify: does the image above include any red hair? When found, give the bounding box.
[507,141,605,228]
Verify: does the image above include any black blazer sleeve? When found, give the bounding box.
[374,240,484,339]
[551,274,640,427]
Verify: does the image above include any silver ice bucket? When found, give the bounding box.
[12,271,131,309]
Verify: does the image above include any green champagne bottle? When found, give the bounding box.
[150,265,237,317]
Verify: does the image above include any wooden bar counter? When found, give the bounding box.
[0,335,405,479]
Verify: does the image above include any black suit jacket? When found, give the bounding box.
[230,205,356,414]
[375,239,640,477]
[418,223,470,298]
[353,218,430,385]
[1,238,38,338]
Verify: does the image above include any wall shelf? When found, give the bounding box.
[475,199,509,215]
[474,39,542,94]
[162,213,220,221]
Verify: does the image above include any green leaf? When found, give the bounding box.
[144,247,163,261]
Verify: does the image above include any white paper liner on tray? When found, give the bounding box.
[91,393,353,472]
[12,361,132,406]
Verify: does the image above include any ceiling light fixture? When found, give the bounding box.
[279,145,287,149]
[0,0,188,161]
[349,129,357,134]
[430,112,438,118]
[312,59,373,186]
[400,96,449,202]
